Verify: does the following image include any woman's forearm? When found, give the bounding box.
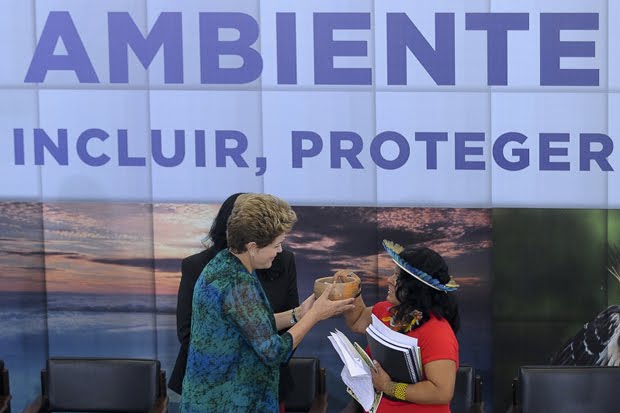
[344,295,372,333]
[274,307,298,331]
[285,285,356,347]
[286,310,321,349]
[379,360,457,405]
[383,379,453,405]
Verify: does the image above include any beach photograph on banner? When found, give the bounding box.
[0,201,492,413]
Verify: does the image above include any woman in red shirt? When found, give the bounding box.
[342,240,460,413]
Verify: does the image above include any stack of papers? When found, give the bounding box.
[328,329,382,412]
[328,315,424,410]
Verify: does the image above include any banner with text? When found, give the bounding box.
[0,0,617,208]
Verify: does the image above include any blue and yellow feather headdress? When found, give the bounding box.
[382,240,459,293]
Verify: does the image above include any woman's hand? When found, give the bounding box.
[297,293,315,319]
[332,269,352,282]
[332,269,361,285]
[308,283,355,321]
[371,360,393,393]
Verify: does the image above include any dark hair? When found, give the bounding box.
[391,246,460,333]
[203,193,245,261]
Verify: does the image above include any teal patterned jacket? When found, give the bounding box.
[181,249,294,413]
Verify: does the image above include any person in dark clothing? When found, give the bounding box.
[168,193,300,410]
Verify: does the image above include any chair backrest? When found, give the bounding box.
[450,365,482,413]
[0,360,11,413]
[517,365,620,413]
[285,357,325,412]
[45,357,163,412]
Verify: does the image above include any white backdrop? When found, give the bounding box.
[0,0,617,207]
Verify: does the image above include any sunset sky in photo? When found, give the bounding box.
[0,202,490,296]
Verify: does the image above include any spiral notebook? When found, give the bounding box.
[365,314,423,384]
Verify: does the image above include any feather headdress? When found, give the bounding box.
[382,240,459,292]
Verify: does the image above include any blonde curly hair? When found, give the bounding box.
[226,193,297,252]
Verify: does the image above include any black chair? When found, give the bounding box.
[285,357,327,413]
[22,357,168,413]
[451,365,483,413]
[0,360,11,413]
[341,364,483,413]
[507,365,620,413]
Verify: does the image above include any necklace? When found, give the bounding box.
[382,309,423,333]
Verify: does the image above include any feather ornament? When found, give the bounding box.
[382,239,459,292]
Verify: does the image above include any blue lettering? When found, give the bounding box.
[215,130,249,167]
[370,131,409,170]
[152,130,186,167]
[414,132,448,169]
[77,128,110,166]
[465,13,529,85]
[386,13,455,85]
[540,13,599,86]
[25,11,98,83]
[109,12,183,84]
[493,132,529,171]
[539,133,570,171]
[330,131,364,168]
[455,132,485,170]
[199,13,262,84]
[118,129,146,166]
[314,13,372,85]
[292,131,323,168]
[580,133,613,171]
[34,128,68,165]
[276,13,297,85]
[195,130,206,167]
[13,129,25,165]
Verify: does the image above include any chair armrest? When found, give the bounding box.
[340,399,364,413]
[470,401,484,413]
[505,375,520,413]
[474,374,483,404]
[307,366,327,413]
[159,371,167,399]
[505,405,521,413]
[470,372,484,413]
[307,393,327,413]
[21,395,46,413]
[149,396,168,413]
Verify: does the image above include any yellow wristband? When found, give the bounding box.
[393,382,407,401]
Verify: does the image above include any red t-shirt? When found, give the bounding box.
[368,301,459,413]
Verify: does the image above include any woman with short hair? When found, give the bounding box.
[181,193,355,413]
